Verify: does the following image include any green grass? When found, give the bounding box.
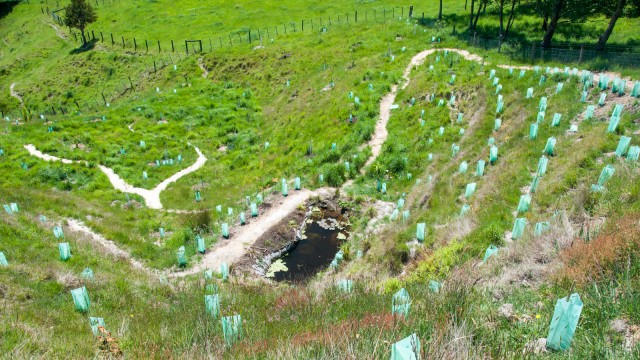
[1,0,640,357]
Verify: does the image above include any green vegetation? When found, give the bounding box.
[1,0,640,358]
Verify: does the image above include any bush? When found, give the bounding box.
[324,163,346,187]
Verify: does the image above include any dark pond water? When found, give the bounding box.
[273,208,348,282]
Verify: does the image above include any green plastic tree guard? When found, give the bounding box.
[239,212,246,225]
[459,161,468,174]
[547,293,583,351]
[382,183,387,194]
[607,115,620,133]
[81,267,94,279]
[345,161,350,172]
[391,333,421,360]
[495,84,503,94]
[520,69,526,78]
[59,242,71,261]
[526,88,533,99]
[220,262,229,281]
[556,82,564,93]
[489,146,498,164]
[530,175,540,193]
[197,235,206,253]
[177,246,187,266]
[439,126,445,136]
[429,280,441,293]
[457,113,464,123]
[195,190,201,202]
[489,69,496,79]
[392,288,411,319]
[511,218,526,240]
[627,146,640,162]
[222,314,243,346]
[464,183,477,199]
[204,269,213,280]
[397,198,405,209]
[227,207,234,216]
[449,74,456,85]
[539,97,547,111]
[612,78,620,93]
[597,165,615,186]
[534,222,551,237]
[294,177,301,190]
[539,75,546,85]
[0,252,8,267]
[205,294,220,318]
[537,156,548,176]
[517,194,532,213]
[496,98,504,113]
[612,104,624,117]
[598,93,606,106]
[493,77,500,86]
[551,113,561,127]
[530,123,538,140]
[483,245,499,262]
[580,91,587,103]
[543,137,557,156]
[281,180,288,197]
[494,118,502,131]
[428,153,433,162]
[221,223,229,239]
[159,227,165,238]
[337,279,353,293]
[459,128,465,135]
[3,205,11,214]
[537,111,545,123]
[9,203,18,212]
[451,144,460,157]
[460,204,470,217]
[488,137,495,146]
[615,136,631,157]
[416,223,426,242]
[54,226,64,239]
[250,203,258,217]
[476,160,485,177]
[618,80,626,95]
[89,317,105,336]
[585,105,595,120]
[70,286,90,313]
[631,81,640,97]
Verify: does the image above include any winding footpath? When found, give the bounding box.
[10,83,23,104]
[24,48,638,276]
[24,144,207,209]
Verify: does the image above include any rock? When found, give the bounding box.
[498,303,514,319]
[611,318,628,333]
[524,338,547,355]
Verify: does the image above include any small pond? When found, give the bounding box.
[272,207,348,282]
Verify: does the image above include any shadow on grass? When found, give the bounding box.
[69,39,97,55]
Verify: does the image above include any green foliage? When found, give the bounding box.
[63,0,97,43]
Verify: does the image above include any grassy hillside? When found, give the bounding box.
[1,0,640,358]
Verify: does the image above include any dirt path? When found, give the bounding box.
[170,187,334,277]
[66,218,151,272]
[24,144,207,209]
[10,83,23,104]
[46,21,69,42]
[198,58,209,78]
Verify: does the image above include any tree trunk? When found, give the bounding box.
[595,0,626,51]
[473,1,483,29]
[542,14,548,31]
[470,0,475,29]
[498,0,505,36]
[439,0,443,19]
[504,0,517,39]
[465,0,468,10]
[80,27,87,44]
[541,0,564,48]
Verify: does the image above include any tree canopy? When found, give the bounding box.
[63,0,97,45]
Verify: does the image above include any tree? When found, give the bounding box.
[595,0,626,50]
[540,0,598,48]
[63,0,96,45]
[495,0,519,39]
[438,0,443,19]
[469,0,490,31]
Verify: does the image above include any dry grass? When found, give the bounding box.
[558,214,640,286]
